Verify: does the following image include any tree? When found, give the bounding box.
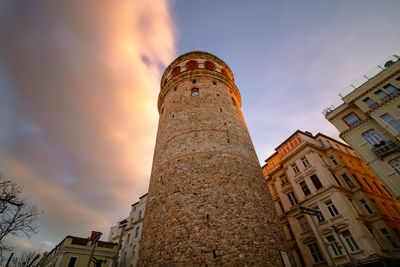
[0,175,40,259]
[10,251,41,267]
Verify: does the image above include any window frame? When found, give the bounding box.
[291,163,300,175]
[360,199,374,215]
[297,215,311,233]
[310,174,323,190]
[287,191,298,206]
[362,97,377,108]
[380,113,400,133]
[308,243,324,263]
[361,129,386,147]
[342,230,360,252]
[375,89,390,101]
[326,200,339,217]
[299,180,311,196]
[67,256,78,267]
[301,156,310,168]
[342,112,361,127]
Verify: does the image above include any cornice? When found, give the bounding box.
[346,69,400,103]
[340,117,372,139]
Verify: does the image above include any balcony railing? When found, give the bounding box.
[372,140,399,159]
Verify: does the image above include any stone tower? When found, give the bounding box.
[138,51,285,266]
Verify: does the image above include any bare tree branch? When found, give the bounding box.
[0,174,41,256]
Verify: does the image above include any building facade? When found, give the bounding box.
[325,55,400,202]
[108,193,147,267]
[37,236,117,267]
[138,51,287,265]
[263,130,400,266]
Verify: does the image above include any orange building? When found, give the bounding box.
[263,130,400,266]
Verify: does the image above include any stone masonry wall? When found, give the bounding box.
[138,51,285,266]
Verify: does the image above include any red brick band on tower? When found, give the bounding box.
[138,51,285,266]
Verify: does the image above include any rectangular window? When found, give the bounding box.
[361,129,385,147]
[380,113,400,133]
[301,156,310,168]
[296,249,306,267]
[287,191,298,206]
[342,230,360,252]
[352,174,363,188]
[279,174,289,186]
[342,173,355,189]
[299,181,311,196]
[360,199,374,215]
[343,113,360,126]
[330,156,339,166]
[326,200,339,217]
[389,157,400,175]
[292,163,300,175]
[287,223,295,240]
[373,181,384,194]
[310,174,323,190]
[363,178,374,191]
[308,243,324,263]
[67,257,78,267]
[384,84,400,95]
[278,201,285,213]
[380,228,399,248]
[297,215,311,232]
[135,226,140,238]
[375,89,390,101]
[313,206,325,222]
[139,210,142,219]
[331,172,342,186]
[363,97,377,108]
[327,235,343,256]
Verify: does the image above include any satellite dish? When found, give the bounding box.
[384,60,394,68]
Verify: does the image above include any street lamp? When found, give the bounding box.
[331,225,356,266]
[298,206,336,267]
[113,219,128,267]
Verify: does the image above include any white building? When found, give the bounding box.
[108,193,147,267]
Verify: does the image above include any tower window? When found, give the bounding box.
[174,87,177,91]
[231,97,236,106]
[191,88,199,96]
[192,80,196,84]
[213,81,217,85]
[220,108,222,112]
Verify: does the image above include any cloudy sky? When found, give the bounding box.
[0,0,399,252]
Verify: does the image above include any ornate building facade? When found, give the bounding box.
[108,194,147,267]
[324,55,400,201]
[263,130,400,266]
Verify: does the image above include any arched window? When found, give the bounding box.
[171,66,181,76]
[186,60,198,69]
[204,61,216,70]
[191,88,199,96]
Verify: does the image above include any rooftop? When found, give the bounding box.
[323,55,399,116]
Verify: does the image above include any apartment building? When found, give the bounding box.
[262,130,400,266]
[108,193,147,267]
[37,236,117,267]
[324,55,400,202]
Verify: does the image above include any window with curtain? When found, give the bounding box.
[380,113,400,133]
[361,129,386,147]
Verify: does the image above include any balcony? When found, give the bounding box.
[372,140,399,159]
